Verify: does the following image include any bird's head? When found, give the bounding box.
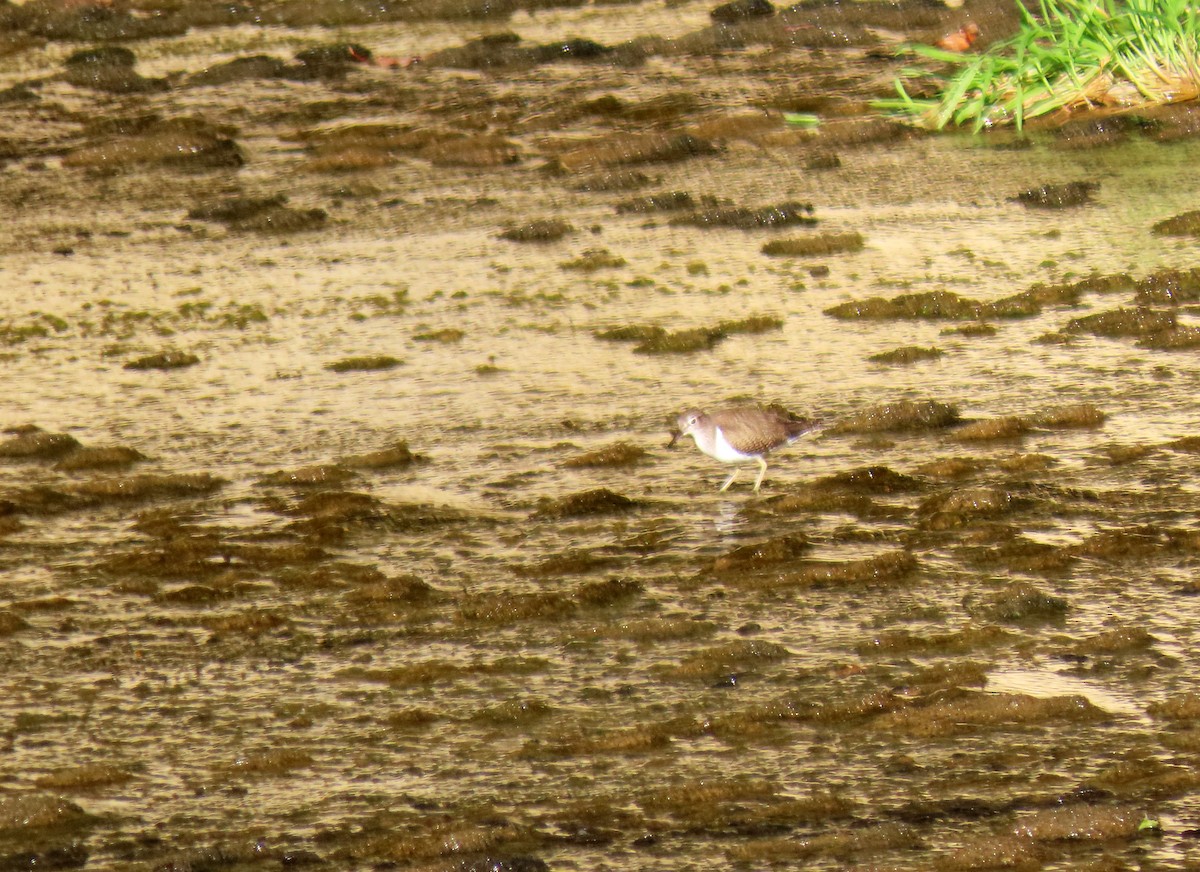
[667,410,704,448]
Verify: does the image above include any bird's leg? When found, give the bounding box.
[752,458,768,492]
[719,468,739,492]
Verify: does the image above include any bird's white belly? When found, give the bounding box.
[710,426,752,463]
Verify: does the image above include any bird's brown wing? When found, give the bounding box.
[711,407,795,455]
[713,406,821,454]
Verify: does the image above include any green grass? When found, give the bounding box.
[878,0,1200,131]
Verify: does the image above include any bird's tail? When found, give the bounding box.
[785,415,824,440]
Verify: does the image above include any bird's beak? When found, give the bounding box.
[667,429,681,448]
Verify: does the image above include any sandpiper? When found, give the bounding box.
[668,404,821,492]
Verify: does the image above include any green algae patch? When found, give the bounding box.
[412,328,464,343]
[811,465,927,494]
[859,626,1015,658]
[1147,693,1200,721]
[341,574,437,610]
[520,724,674,759]
[1065,625,1157,657]
[561,441,648,468]
[594,324,666,343]
[962,581,1069,623]
[69,473,225,502]
[55,445,147,471]
[1166,436,1200,454]
[1033,331,1077,346]
[938,835,1045,870]
[358,820,542,865]
[460,578,640,623]
[670,201,816,230]
[34,763,137,792]
[761,231,864,257]
[616,191,712,214]
[512,551,616,577]
[1088,755,1200,799]
[943,322,998,337]
[83,300,269,338]
[382,709,441,732]
[552,131,718,173]
[995,279,1091,311]
[0,792,95,835]
[726,823,920,864]
[560,248,627,271]
[826,290,980,320]
[633,326,723,354]
[655,639,791,682]
[259,465,358,488]
[997,453,1057,472]
[1031,403,1106,428]
[534,488,640,518]
[715,314,783,335]
[870,689,1106,738]
[760,490,898,520]
[977,290,1045,319]
[1011,804,1149,841]
[216,748,314,777]
[1064,307,1176,338]
[124,350,199,370]
[719,550,917,591]
[1012,180,1098,209]
[1137,326,1200,350]
[825,279,1117,324]
[1134,267,1200,304]
[962,536,1078,576]
[350,289,410,319]
[0,611,30,636]
[471,698,554,727]
[584,616,718,643]
[637,780,854,828]
[345,656,550,689]
[1152,209,1200,237]
[606,315,781,354]
[0,313,71,344]
[950,416,1032,442]
[65,117,242,172]
[287,491,387,523]
[710,534,811,573]
[830,400,961,434]
[325,355,403,372]
[338,441,424,470]
[187,194,287,224]
[868,345,942,365]
[228,206,327,234]
[499,218,575,243]
[1071,525,1173,562]
[917,486,1033,527]
[0,429,82,459]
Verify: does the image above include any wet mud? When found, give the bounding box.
[3,0,1200,869]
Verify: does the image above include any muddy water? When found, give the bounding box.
[4,0,1200,869]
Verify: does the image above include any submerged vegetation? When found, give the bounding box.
[883,0,1200,130]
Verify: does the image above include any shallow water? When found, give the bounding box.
[3,0,1200,869]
